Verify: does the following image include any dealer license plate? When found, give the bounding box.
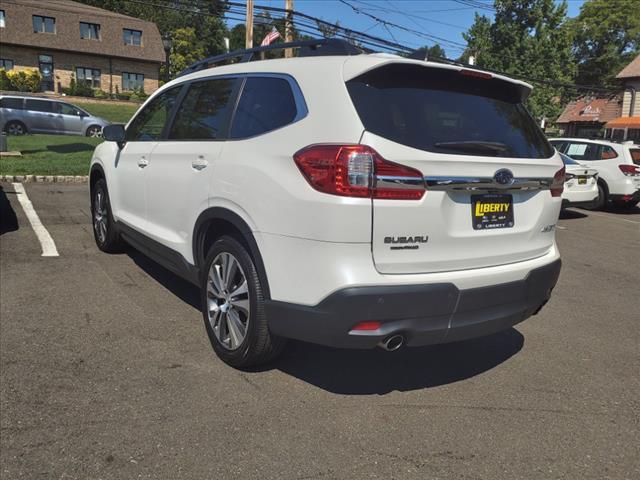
[471,194,514,230]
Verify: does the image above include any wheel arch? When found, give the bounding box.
[89,163,106,196]
[85,124,102,136]
[193,208,270,299]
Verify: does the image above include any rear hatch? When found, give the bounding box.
[346,62,563,274]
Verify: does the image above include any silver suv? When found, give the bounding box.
[0,95,110,137]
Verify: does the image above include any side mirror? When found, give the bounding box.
[79,111,88,117]
[103,124,126,146]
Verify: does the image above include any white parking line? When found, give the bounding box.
[12,183,59,257]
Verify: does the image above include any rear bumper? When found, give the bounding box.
[609,190,640,203]
[265,258,561,349]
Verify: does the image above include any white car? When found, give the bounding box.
[559,153,599,208]
[90,39,563,368]
[549,138,640,209]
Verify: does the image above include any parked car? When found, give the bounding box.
[90,39,563,368]
[549,138,640,209]
[559,153,599,209]
[0,95,109,137]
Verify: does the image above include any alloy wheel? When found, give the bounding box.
[7,123,24,135]
[88,127,102,138]
[93,190,107,244]
[206,252,250,350]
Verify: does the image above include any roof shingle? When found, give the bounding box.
[556,96,622,124]
[616,53,640,79]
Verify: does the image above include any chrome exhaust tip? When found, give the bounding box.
[379,334,404,352]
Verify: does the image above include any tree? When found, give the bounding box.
[460,0,576,122]
[167,28,206,77]
[412,44,447,61]
[572,0,640,87]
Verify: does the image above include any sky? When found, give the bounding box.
[230,0,587,57]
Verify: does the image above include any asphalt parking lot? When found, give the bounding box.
[0,181,638,480]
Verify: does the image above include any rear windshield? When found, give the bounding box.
[346,64,553,159]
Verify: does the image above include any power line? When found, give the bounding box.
[121,0,621,94]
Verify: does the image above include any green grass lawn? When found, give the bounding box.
[0,100,139,175]
[1,134,103,176]
[73,100,139,124]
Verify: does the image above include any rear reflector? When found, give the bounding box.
[619,164,640,176]
[551,166,565,197]
[294,144,425,200]
[351,321,381,331]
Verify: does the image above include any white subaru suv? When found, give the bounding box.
[549,138,640,209]
[91,40,563,368]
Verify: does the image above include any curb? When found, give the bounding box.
[0,175,88,183]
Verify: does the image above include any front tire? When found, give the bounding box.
[86,125,103,137]
[201,236,285,368]
[91,179,126,253]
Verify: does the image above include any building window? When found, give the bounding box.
[76,67,101,88]
[123,28,142,46]
[122,72,144,91]
[80,22,100,40]
[0,59,13,70]
[33,15,55,33]
[0,10,5,28]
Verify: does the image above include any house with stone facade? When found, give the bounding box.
[0,0,164,95]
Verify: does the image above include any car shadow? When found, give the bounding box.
[560,208,588,219]
[604,205,640,215]
[127,249,201,310]
[48,143,97,154]
[257,329,524,395]
[0,185,19,235]
[124,248,524,394]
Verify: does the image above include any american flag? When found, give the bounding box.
[261,27,281,46]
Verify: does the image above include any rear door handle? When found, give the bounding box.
[192,156,208,171]
[137,158,149,168]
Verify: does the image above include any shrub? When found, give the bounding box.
[6,69,42,92]
[0,68,12,91]
[129,86,148,102]
[93,88,108,99]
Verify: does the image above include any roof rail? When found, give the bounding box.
[178,38,365,77]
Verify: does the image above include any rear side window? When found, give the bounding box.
[346,64,553,158]
[599,145,618,159]
[565,142,599,161]
[549,140,566,153]
[126,86,181,141]
[0,98,23,109]
[25,99,53,113]
[169,78,235,140]
[230,77,297,139]
[630,149,640,165]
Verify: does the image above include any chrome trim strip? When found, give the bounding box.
[424,176,553,191]
[375,175,424,190]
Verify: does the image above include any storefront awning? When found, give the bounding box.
[604,116,640,128]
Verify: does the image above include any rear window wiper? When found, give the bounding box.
[434,141,510,154]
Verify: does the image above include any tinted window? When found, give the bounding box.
[564,142,599,161]
[230,77,298,139]
[0,97,23,109]
[25,99,53,113]
[600,145,618,159]
[57,103,80,116]
[126,87,181,141]
[347,64,553,158]
[630,148,640,165]
[169,79,235,140]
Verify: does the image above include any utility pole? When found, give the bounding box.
[246,0,254,49]
[284,0,293,58]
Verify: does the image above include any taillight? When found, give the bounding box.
[551,166,565,197]
[294,145,425,200]
[619,164,640,176]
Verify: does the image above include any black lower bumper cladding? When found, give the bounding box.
[265,259,561,349]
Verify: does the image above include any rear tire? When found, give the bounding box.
[201,236,285,368]
[4,120,27,136]
[583,183,606,210]
[91,179,126,253]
